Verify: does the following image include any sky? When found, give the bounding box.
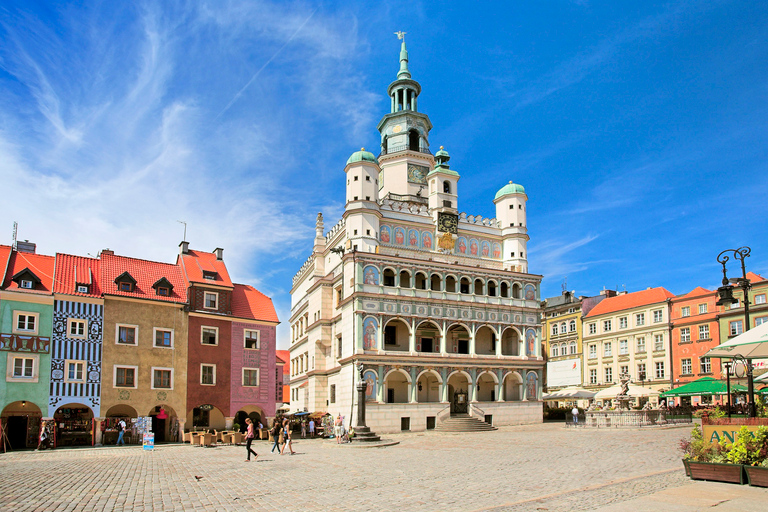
[2,1,767,349]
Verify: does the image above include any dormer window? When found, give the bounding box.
[120,282,133,292]
[152,277,174,297]
[204,292,218,309]
[11,268,42,290]
[203,270,217,281]
[20,280,33,289]
[157,287,169,296]
[114,271,137,293]
[77,285,89,294]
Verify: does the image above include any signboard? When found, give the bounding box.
[546,358,582,388]
[142,433,155,451]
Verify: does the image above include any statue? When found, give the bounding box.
[618,371,630,397]
[356,361,364,381]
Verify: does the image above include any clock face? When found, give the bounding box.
[437,212,459,234]
[393,125,402,134]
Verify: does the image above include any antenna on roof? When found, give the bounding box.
[561,277,567,293]
[177,220,187,241]
[12,221,17,249]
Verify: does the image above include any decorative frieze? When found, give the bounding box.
[0,334,50,353]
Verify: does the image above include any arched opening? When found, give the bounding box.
[188,405,226,431]
[445,275,457,292]
[381,134,388,153]
[512,283,522,299]
[1,400,42,449]
[103,404,139,445]
[569,341,577,355]
[443,181,451,193]
[399,270,411,288]
[148,404,178,443]
[430,273,441,291]
[503,372,523,401]
[383,319,410,352]
[417,371,441,403]
[106,404,138,417]
[488,281,497,297]
[447,324,470,354]
[551,344,559,357]
[235,405,265,434]
[460,277,471,294]
[476,372,497,401]
[447,372,470,414]
[384,370,410,403]
[416,320,440,353]
[501,328,520,356]
[54,403,94,447]
[383,269,395,287]
[475,325,496,355]
[408,130,419,151]
[500,282,509,298]
[414,272,427,290]
[474,279,484,295]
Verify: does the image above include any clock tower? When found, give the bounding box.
[377,38,434,199]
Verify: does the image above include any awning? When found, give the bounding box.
[594,383,660,400]
[706,321,768,360]
[660,377,747,398]
[542,386,597,400]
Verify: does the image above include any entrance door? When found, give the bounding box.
[387,388,395,403]
[151,416,166,442]
[452,390,468,414]
[7,416,28,449]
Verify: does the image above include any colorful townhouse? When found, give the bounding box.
[717,272,768,374]
[178,244,278,431]
[0,243,54,449]
[582,287,675,400]
[668,287,722,405]
[49,253,104,446]
[275,349,290,406]
[100,250,189,443]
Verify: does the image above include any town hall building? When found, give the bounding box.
[289,40,544,433]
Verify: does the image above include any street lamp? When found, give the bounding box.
[723,361,732,418]
[715,246,755,418]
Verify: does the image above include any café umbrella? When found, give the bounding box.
[542,386,597,400]
[706,321,768,360]
[659,377,747,398]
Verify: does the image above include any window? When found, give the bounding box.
[560,323,567,334]
[619,340,628,355]
[637,363,646,381]
[13,357,34,378]
[755,294,767,305]
[655,361,665,379]
[700,357,711,374]
[729,320,743,336]
[152,368,173,389]
[154,328,173,348]
[156,287,169,296]
[116,324,137,345]
[66,360,85,382]
[619,317,628,329]
[193,407,210,427]
[681,358,692,375]
[244,329,260,349]
[588,344,597,359]
[698,324,709,340]
[337,336,343,358]
[569,320,576,332]
[603,320,612,332]
[756,317,768,326]
[681,306,690,318]
[620,365,628,377]
[201,327,218,345]
[698,303,707,314]
[589,369,597,385]
[654,334,664,351]
[636,337,646,353]
[243,368,259,387]
[653,310,663,323]
[551,345,559,357]
[330,384,336,404]
[569,341,577,355]
[201,364,216,385]
[204,292,218,309]
[114,366,137,387]
[588,323,596,335]
[20,279,33,289]
[603,342,612,357]
[14,312,37,333]
[636,313,645,326]
[551,324,558,336]
[68,319,86,338]
[119,282,133,292]
[680,327,691,343]
[605,367,613,383]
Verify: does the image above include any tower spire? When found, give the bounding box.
[395,31,411,80]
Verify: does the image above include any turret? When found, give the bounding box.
[494,181,529,272]
[428,146,459,213]
[343,149,381,253]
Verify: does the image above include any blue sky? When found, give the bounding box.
[2,1,767,348]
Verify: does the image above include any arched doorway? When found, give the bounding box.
[503,372,523,401]
[383,318,410,352]
[189,405,226,431]
[447,372,470,414]
[447,324,470,354]
[501,328,520,356]
[149,404,178,443]
[415,320,440,353]
[475,326,496,355]
[383,370,410,403]
[1,400,42,449]
[235,405,265,433]
[416,370,441,403]
[476,372,498,402]
[54,403,94,447]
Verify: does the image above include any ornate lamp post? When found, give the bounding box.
[715,246,755,418]
[723,361,732,418]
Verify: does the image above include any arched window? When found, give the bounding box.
[560,322,567,334]
[488,281,497,297]
[569,320,576,332]
[408,130,419,151]
[383,269,395,287]
[430,274,441,291]
[500,282,509,298]
[561,343,568,356]
[569,341,577,355]
[552,345,559,357]
[399,270,411,288]
[474,279,484,295]
[443,181,451,193]
[445,275,457,293]
[551,324,558,336]
[460,277,471,294]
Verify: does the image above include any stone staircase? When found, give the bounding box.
[433,414,497,432]
[352,426,381,442]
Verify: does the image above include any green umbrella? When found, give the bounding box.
[660,377,747,398]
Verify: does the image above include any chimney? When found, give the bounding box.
[213,247,223,260]
[16,240,36,254]
[100,248,114,256]
[601,289,618,298]
[180,241,189,254]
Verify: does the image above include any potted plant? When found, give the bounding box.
[680,426,744,484]
[738,425,768,487]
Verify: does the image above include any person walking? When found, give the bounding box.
[116,418,127,446]
[36,420,50,450]
[281,427,296,455]
[571,406,579,425]
[301,420,307,439]
[244,418,258,462]
[334,414,343,444]
[270,419,281,454]
[309,419,315,438]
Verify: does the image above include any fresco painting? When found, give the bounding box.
[380,226,391,243]
[422,232,433,249]
[364,370,378,402]
[524,284,536,301]
[363,317,378,350]
[526,372,538,400]
[481,241,490,257]
[363,265,379,285]
[394,227,405,245]
[408,229,420,247]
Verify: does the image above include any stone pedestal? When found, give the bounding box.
[354,379,381,442]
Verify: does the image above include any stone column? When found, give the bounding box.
[225,417,234,430]
[495,327,503,357]
[440,368,449,403]
[94,418,104,446]
[178,418,186,442]
[496,370,505,402]
[469,324,476,356]
[439,323,447,355]
[377,365,385,403]
[410,367,418,403]
[469,369,478,402]
[409,321,416,353]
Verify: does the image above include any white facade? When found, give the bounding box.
[289,42,544,433]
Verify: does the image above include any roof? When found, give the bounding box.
[0,245,12,285]
[276,350,290,373]
[585,287,675,318]
[494,181,526,200]
[100,252,187,303]
[2,250,55,294]
[53,254,102,298]
[346,149,379,166]
[747,271,766,283]
[675,286,713,299]
[178,249,233,288]
[542,292,576,309]
[231,283,279,323]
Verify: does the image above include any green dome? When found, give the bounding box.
[494,181,526,200]
[435,147,450,159]
[346,148,379,166]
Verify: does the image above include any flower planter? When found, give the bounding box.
[687,461,745,484]
[745,466,768,488]
[682,459,690,477]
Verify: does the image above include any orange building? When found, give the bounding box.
[275,349,290,404]
[669,286,722,404]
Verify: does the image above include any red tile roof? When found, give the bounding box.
[747,271,766,283]
[2,249,55,294]
[585,287,675,318]
[276,350,290,373]
[231,283,279,323]
[53,254,102,297]
[178,249,233,288]
[0,245,12,285]
[673,286,713,300]
[100,252,187,303]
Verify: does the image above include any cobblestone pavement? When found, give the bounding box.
[1,423,766,511]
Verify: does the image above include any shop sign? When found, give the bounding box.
[143,433,155,451]
[703,424,763,444]
[199,404,214,411]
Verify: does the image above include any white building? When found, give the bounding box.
[289,41,544,433]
